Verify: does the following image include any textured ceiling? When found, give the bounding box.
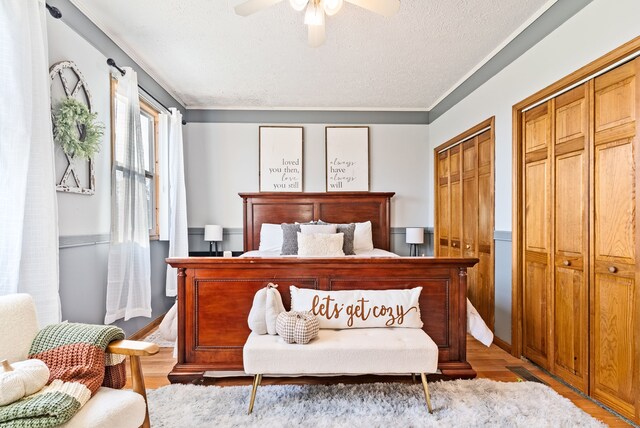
[71,0,550,110]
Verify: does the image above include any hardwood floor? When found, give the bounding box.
[128,333,633,427]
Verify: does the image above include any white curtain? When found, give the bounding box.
[164,109,188,297]
[0,0,61,326]
[105,67,151,324]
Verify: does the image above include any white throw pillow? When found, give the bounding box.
[300,224,337,235]
[297,232,345,257]
[354,221,374,252]
[258,223,283,252]
[290,286,423,329]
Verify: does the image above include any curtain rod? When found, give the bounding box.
[107,58,186,125]
[46,3,62,19]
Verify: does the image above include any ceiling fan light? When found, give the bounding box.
[289,0,309,12]
[323,0,343,16]
[304,1,325,26]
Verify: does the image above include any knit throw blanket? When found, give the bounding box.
[0,323,126,428]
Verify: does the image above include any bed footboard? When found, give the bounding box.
[166,257,478,383]
[167,257,477,383]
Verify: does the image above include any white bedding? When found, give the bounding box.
[238,249,494,347]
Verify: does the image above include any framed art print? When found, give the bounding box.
[325,126,369,191]
[259,126,303,192]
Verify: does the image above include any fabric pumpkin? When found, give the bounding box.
[275,311,320,344]
[248,283,285,335]
[0,359,49,406]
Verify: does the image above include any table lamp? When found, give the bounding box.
[406,227,424,257]
[204,225,223,256]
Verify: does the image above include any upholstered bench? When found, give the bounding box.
[243,327,439,414]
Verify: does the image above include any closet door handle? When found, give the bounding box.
[563,260,571,266]
[608,266,618,274]
[452,242,457,247]
[466,244,471,249]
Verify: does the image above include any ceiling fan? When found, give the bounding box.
[234,0,400,47]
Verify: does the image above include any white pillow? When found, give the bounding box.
[258,223,283,252]
[297,232,345,257]
[354,221,374,252]
[300,224,337,234]
[290,286,423,329]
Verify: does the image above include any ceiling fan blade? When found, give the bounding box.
[344,0,399,17]
[234,0,284,16]
[308,23,326,47]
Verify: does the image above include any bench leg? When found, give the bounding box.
[420,373,433,414]
[248,374,262,415]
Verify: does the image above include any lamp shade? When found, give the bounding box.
[406,227,424,244]
[204,225,223,242]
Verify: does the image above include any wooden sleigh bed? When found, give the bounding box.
[166,192,477,383]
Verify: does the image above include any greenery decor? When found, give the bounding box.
[52,97,104,159]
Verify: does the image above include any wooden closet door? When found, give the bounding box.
[437,151,450,256]
[449,146,462,256]
[477,130,494,330]
[435,120,495,333]
[552,84,589,392]
[522,102,552,369]
[591,59,640,421]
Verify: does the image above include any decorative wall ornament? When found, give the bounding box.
[325,126,369,191]
[259,126,303,192]
[52,97,103,159]
[49,61,98,195]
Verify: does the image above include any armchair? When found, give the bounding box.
[0,294,159,428]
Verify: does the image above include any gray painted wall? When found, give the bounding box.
[59,240,174,337]
[183,123,430,230]
[494,232,512,344]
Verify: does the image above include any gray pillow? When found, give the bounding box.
[281,223,301,255]
[318,221,356,255]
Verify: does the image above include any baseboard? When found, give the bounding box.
[128,313,166,340]
[493,336,512,354]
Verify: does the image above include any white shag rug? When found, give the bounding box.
[147,378,606,427]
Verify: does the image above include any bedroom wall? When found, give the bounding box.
[47,14,175,336]
[427,0,640,344]
[183,122,431,255]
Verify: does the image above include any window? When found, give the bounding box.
[111,78,160,239]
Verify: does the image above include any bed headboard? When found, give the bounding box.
[240,192,395,252]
